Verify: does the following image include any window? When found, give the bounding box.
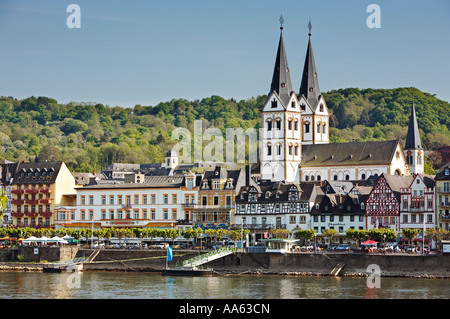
[134,210,139,219]
[288,120,292,130]
[188,179,193,190]
[213,181,219,190]
[213,196,219,206]
[322,124,326,134]
[110,210,114,219]
[294,120,298,131]
[276,119,281,130]
[143,209,147,219]
[294,145,299,156]
[134,195,139,205]
[118,195,123,205]
[202,196,207,206]
[164,195,168,204]
[101,196,106,205]
[271,99,277,108]
[317,124,321,134]
[172,194,177,204]
[101,210,106,219]
[81,196,85,206]
[151,195,156,204]
[89,196,93,205]
[267,145,272,156]
[267,120,272,131]
[118,210,123,219]
[143,195,147,205]
[289,216,296,224]
[109,195,114,205]
[288,145,293,155]
[305,123,310,133]
[163,209,168,220]
[172,209,177,220]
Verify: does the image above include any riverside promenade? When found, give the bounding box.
[2,246,449,279]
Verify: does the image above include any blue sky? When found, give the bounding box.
[0,0,449,107]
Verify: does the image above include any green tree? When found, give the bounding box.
[401,228,421,247]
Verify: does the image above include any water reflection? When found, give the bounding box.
[0,272,448,299]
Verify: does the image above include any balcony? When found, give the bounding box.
[39,212,52,217]
[176,219,193,225]
[439,202,450,208]
[24,212,38,217]
[40,198,53,205]
[182,202,197,208]
[11,212,24,218]
[25,200,39,205]
[439,214,450,220]
[40,188,52,194]
[25,189,39,194]
[11,189,24,194]
[11,200,24,205]
[230,223,286,230]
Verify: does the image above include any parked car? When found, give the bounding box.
[335,244,351,251]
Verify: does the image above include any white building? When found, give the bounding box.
[55,174,199,230]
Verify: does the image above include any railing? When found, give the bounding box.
[181,247,235,268]
[40,198,53,204]
[40,188,52,194]
[436,187,450,193]
[181,203,197,207]
[40,212,52,217]
[25,200,39,205]
[11,212,24,217]
[11,200,24,205]
[439,214,450,220]
[25,212,38,217]
[25,189,39,194]
[439,202,450,208]
[11,189,24,194]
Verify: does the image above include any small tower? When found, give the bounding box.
[260,16,302,182]
[298,19,329,145]
[163,149,178,170]
[404,102,424,174]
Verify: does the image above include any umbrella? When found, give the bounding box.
[361,240,378,245]
[23,236,39,242]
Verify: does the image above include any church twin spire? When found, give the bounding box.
[269,17,321,109]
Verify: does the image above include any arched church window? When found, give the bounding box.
[294,120,298,131]
[304,122,310,133]
[309,87,314,92]
[345,174,350,180]
[319,104,324,112]
[267,120,272,131]
[322,124,326,134]
[276,119,281,130]
[288,119,292,130]
[271,99,277,108]
[294,145,299,156]
[333,175,338,181]
[267,144,272,156]
[317,123,321,134]
[305,175,309,181]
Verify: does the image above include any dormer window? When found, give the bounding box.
[445,168,450,176]
[213,180,219,190]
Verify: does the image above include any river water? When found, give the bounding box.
[0,271,448,299]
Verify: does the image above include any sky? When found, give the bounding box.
[0,0,449,108]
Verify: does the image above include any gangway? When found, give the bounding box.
[181,247,235,269]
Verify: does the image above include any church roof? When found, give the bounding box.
[299,33,321,110]
[300,140,400,166]
[269,27,294,107]
[404,102,422,150]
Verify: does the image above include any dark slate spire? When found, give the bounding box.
[405,102,422,149]
[269,16,293,107]
[299,20,321,109]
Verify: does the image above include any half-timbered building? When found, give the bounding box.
[365,174,413,232]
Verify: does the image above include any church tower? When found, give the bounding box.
[298,21,329,145]
[261,17,302,182]
[404,102,424,174]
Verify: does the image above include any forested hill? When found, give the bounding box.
[0,87,448,173]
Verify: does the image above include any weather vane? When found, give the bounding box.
[279,15,284,30]
[308,17,312,35]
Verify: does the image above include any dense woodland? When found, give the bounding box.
[0,87,448,173]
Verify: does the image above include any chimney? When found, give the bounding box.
[245,165,251,187]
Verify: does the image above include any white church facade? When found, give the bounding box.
[260,20,421,183]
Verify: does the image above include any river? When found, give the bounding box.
[0,271,448,299]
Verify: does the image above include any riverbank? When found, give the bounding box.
[1,248,449,279]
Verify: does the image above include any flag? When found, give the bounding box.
[167,247,173,262]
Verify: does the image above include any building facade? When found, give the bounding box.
[399,173,435,231]
[10,162,76,229]
[234,180,310,241]
[435,162,450,230]
[193,166,245,230]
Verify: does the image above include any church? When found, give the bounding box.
[260,19,423,183]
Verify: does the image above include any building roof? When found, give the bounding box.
[269,27,294,107]
[404,102,422,150]
[236,180,304,203]
[435,161,450,180]
[11,161,64,185]
[299,34,321,110]
[300,140,400,166]
[79,175,185,190]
